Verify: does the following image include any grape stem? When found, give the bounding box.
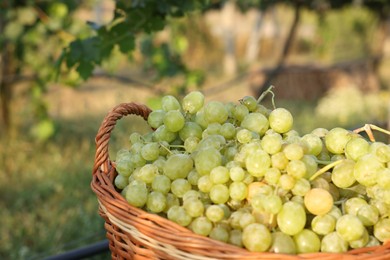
[257,85,276,109]
[353,124,390,142]
[309,159,343,181]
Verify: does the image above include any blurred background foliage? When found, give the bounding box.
[1,0,390,259]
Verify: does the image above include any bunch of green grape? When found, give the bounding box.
[113,90,390,254]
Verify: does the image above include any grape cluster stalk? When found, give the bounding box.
[113,90,390,253]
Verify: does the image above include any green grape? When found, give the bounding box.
[161,95,181,111]
[229,166,245,182]
[197,175,213,193]
[205,205,225,222]
[324,127,351,154]
[236,128,253,144]
[210,166,230,184]
[240,96,258,111]
[320,232,349,253]
[183,190,201,201]
[179,122,203,141]
[146,191,167,213]
[311,127,329,138]
[349,228,369,249]
[242,223,272,252]
[245,149,271,177]
[167,206,192,226]
[336,214,365,242]
[204,123,222,136]
[209,184,229,204]
[268,108,293,134]
[141,142,160,161]
[241,113,269,136]
[301,155,318,179]
[345,137,369,161]
[147,110,166,129]
[129,133,143,144]
[152,157,166,172]
[291,178,311,197]
[279,174,295,191]
[182,91,204,114]
[277,201,306,235]
[239,212,256,229]
[261,194,282,214]
[115,158,134,177]
[233,104,249,122]
[354,154,384,187]
[209,226,229,243]
[229,229,243,247]
[304,188,333,216]
[264,168,281,186]
[125,183,148,207]
[242,173,254,185]
[190,216,213,236]
[163,154,193,180]
[158,141,170,156]
[311,214,336,235]
[195,147,222,175]
[255,104,270,116]
[184,136,199,153]
[114,174,128,189]
[373,217,390,242]
[204,101,228,124]
[271,152,289,170]
[293,229,321,253]
[377,168,390,189]
[331,159,356,188]
[269,231,296,254]
[286,160,307,179]
[187,170,200,186]
[375,144,390,163]
[300,133,323,156]
[164,193,180,213]
[153,125,177,143]
[183,198,204,217]
[131,153,146,168]
[163,110,185,133]
[283,143,304,161]
[310,177,330,191]
[194,109,208,129]
[220,122,236,140]
[171,178,191,198]
[229,182,248,201]
[260,133,282,155]
[224,146,238,162]
[328,205,343,220]
[344,197,367,215]
[138,164,158,184]
[152,174,171,194]
[197,134,226,150]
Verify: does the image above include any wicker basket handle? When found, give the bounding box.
[93,102,152,175]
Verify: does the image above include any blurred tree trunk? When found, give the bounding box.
[221,1,237,75]
[0,16,14,135]
[245,9,264,64]
[256,1,302,96]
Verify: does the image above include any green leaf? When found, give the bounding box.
[76,60,94,80]
[117,33,135,53]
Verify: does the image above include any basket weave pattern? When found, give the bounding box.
[92,102,390,260]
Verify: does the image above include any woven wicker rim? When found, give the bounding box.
[92,102,390,260]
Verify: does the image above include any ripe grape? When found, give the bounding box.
[125,183,148,207]
[163,154,193,180]
[269,231,296,254]
[242,223,272,252]
[293,229,321,253]
[147,191,167,213]
[209,226,229,243]
[182,91,204,114]
[304,188,333,215]
[190,216,212,236]
[277,201,306,235]
[321,232,349,253]
[204,101,228,124]
[311,214,336,235]
[269,108,293,134]
[325,127,351,154]
[336,214,365,242]
[147,110,166,129]
[241,113,269,135]
[161,95,181,111]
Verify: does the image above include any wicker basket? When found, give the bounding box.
[92,102,390,260]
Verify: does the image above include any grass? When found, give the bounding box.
[0,114,150,260]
